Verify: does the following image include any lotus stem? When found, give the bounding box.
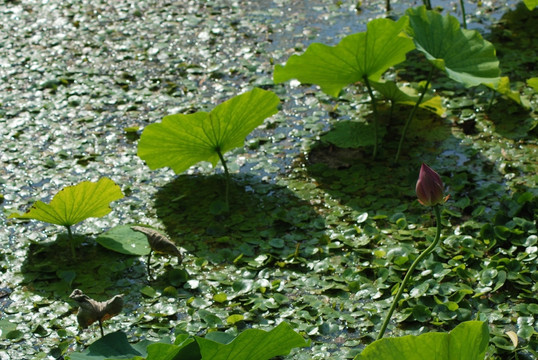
[98,319,104,337]
[386,0,390,12]
[362,76,379,159]
[460,0,467,29]
[66,225,76,260]
[423,0,432,10]
[377,205,442,340]
[394,64,435,163]
[147,249,153,281]
[216,147,230,210]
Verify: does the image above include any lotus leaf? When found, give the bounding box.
[137,88,280,174]
[9,177,123,227]
[405,6,500,88]
[356,321,489,360]
[273,16,415,97]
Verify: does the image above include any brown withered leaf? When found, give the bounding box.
[131,226,182,281]
[69,289,123,336]
[131,226,182,259]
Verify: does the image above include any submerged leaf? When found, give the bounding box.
[274,17,414,97]
[9,178,123,227]
[137,88,280,174]
[69,289,123,330]
[406,6,500,87]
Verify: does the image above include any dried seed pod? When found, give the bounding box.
[69,289,123,337]
[131,226,182,259]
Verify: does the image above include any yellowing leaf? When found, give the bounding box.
[9,178,123,227]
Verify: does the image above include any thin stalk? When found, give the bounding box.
[460,0,467,29]
[487,88,496,111]
[98,319,104,337]
[377,205,442,340]
[386,0,390,12]
[423,0,432,10]
[394,65,435,163]
[147,250,153,281]
[216,147,230,210]
[66,225,76,260]
[362,76,379,159]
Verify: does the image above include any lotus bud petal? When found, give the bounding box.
[416,163,445,206]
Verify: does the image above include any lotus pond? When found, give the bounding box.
[0,0,537,359]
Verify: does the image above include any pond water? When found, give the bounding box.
[0,0,536,359]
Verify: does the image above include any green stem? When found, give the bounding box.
[460,0,467,29]
[362,76,379,159]
[376,205,442,340]
[487,89,496,111]
[394,65,435,163]
[385,0,390,12]
[66,225,76,260]
[216,147,230,210]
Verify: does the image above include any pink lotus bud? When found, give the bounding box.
[416,163,445,206]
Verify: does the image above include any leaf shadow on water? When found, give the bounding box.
[153,174,327,264]
[20,233,147,301]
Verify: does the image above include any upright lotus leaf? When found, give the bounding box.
[524,0,537,10]
[9,178,123,258]
[370,80,445,116]
[273,16,415,97]
[9,177,123,226]
[195,322,310,360]
[405,6,500,88]
[356,321,489,360]
[137,88,280,174]
[69,289,124,337]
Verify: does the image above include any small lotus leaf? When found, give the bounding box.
[96,225,151,256]
[9,177,123,227]
[406,6,500,88]
[273,17,415,97]
[137,88,280,174]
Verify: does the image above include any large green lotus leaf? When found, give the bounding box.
[195,322,310,360]
[524,0,537,10]
[273,17,415,97]
[370,80,445,116]
[96,225,151,256]
[9,178,123,227]
[485,76,529,107]
[406,6,500,88]
[69,331,151,360]
[355,321,489,360]
[137,88,279,174]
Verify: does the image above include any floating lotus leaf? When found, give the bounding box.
[137,88,280,174]
[405,6,501,88]
[273,17,415,97]
[9,177,123,227]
